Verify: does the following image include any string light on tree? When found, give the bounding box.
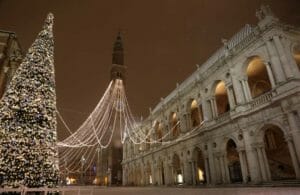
[0,13,59,188]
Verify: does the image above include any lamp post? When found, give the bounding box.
[81,156,86,185]
[64,159,67,185]
[96,147,102,185]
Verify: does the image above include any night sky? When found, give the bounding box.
[0,0,299,139]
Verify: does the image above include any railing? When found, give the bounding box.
[250,91,273,108]
[215,112,231,123]
[0,186,95,195]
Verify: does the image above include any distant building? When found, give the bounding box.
[0,30,22,97]
[122,5,300,186]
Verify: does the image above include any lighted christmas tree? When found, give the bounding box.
[0,13,59,187]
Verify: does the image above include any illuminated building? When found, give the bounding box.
[122,5,300,186]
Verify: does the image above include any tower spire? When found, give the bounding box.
[112,31,124,65]
[110,32,126,82]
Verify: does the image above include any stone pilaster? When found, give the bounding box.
[207,142,217,184]
[203,98,213,121]
[204,157,211,184]
[243,131,262,183]
[240,78,251,102]
[287,112,300,162]
[226,84,236,109]
[210,97,218,118]
[231,75,246,104]
[265,61,276,88]
[264,37,286,83]
[238,148,248,183]
[190,161,196,185]
[285,135,300,179]
[273,35,294,79]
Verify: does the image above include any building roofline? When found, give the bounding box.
[0,30,17,35]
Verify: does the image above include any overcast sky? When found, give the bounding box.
[0,0,299,139]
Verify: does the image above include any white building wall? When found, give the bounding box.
[122,5,300,186]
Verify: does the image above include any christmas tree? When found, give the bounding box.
[0,13,59,187]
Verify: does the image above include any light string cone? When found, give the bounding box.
[0,13,59,188]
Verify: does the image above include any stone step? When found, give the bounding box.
[261,180,300,187]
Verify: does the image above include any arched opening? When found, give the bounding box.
[155,122,163,143]
[170,112,180,138]
[189,99,203,127]
[226,139,243,183]
[293,44,300,70]
[215,81,230,115]
[264,125,296,180]
[173,154,183,184]
[246,56,272,98]
[193,148,206,184]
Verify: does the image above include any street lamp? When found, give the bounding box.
[81,156,86,185]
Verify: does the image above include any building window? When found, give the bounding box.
[246,56,272,98]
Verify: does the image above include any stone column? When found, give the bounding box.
[261,147,271,181]
[273,35,294,79]
[281,38,300,78]
[223,155,230,183]
[245,79,252,100]
[204,157,210,184]
[140,163,145,186]
[171,165,175,184]
[208,144,216,184]
[285,136,300,179]
[238,149,248,183]
[245,147,261,183]
[241,79,252,101]
[180,113,188,133]
[226,85,235,109]
[186,113,191,131]
[183,160,192,185]
[165,163,171,185]
[156,165,161,185]
[244,131,261,183]
[265,37,286,83]
[287,112,300,162]
[232,76,245,104]
[157,168,161,185]
[265,62,276,88]
[191,161,196,185]
[209,98,217,118]
[122,166,127,186]
[151,163,156,185]
[256,146,268,181]
[238,150,245,183]
[211,97,218,118]
[214,155,221,183]
[203,99,212,120]
[218,155,226,183]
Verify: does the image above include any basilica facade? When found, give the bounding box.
[122,5,300,186]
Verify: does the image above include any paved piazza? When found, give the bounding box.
[62,187,300,195]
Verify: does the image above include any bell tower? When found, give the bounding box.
[110,32,126,83]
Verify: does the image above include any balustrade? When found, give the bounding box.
[250,91,273,108]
